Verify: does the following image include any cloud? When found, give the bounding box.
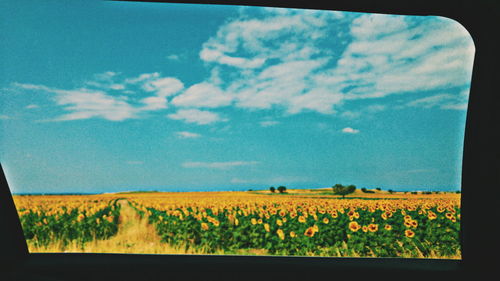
[340,104,387,119]
[176,131,201,139]
[0,115,11,120]
[259,120,280,127]
[126,161,143,165]
[137,77,184,111]
[16,84,138,122]
[405,90,469,110]
[23,86,137,122]
[166,54,180,60]
[167,109,227,125]
[11,10,474,124]
[342,127,360,134]
[12,72,184,121]
[25,104,39,109]
[332,15,474,100]
[182,161,259,169]
[194,9,473,116]
[171,82,232,108]
[85,71,126,91]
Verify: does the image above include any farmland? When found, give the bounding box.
[12,189,461,258]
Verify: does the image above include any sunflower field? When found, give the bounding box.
[126,192,461,258]
[13,195,121,249]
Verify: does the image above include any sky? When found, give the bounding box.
[0,1,475,194]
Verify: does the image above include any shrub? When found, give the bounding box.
[332,184,356,198]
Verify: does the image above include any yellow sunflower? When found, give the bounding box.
[368,224,378,232]
[276,229,285,240]
[405,229,415,238]
[349,221,361,232]
[304,227,316,237]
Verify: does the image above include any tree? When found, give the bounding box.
[388,189,394,194]
[332,184,356,198]
[375,187,381,191]
[269,186,275,193]
[361,187,374,193]
[277,186,287,193]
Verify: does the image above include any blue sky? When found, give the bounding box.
[1,1,474,193]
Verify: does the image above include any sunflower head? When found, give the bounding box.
[368,224,378,232]
[264,223,270,232]
[349,221,360,232]
[304,227,316,237]
[411,220,418,228]
[405,229,415,238]
[201,222,209,231]
[276,229,285,240]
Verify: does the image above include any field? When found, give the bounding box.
[12,189,461,258]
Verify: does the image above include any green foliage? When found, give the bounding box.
[269,186,275,193]
[332,184,356,198]
[277,186,287,193]
[20,201,121,249]
[146,203,461,257]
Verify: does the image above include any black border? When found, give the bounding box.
[1,0,499,280]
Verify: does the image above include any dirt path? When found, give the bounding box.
[53,199,167,253]
[27,199,181,254]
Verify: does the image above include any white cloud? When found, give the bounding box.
[176,131,201,139]
[85,71,126,91]
[124,72,160,85]
[405,91,469,110]
[147,77,184,97]
[13,73,184,121]
[195,10,473,116]
[11,82,139,121]
[140,96,168,111]
[0,115,11,120]
[51,88,137,121]
[167,109,227,125]
[25,104,39,109]
[259,120,280,127]
[230,178,252,184]
[171,82,232,108]
[126,161,143,165]
[406,94,454,108]
[342,127,360,134]
[330,15,474,100]
[166,54,180,60]
[182,161,259,169]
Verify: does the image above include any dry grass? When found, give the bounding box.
[29,200,185,254]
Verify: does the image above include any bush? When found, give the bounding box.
[277,186,287,193]
[332,184,356,198]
